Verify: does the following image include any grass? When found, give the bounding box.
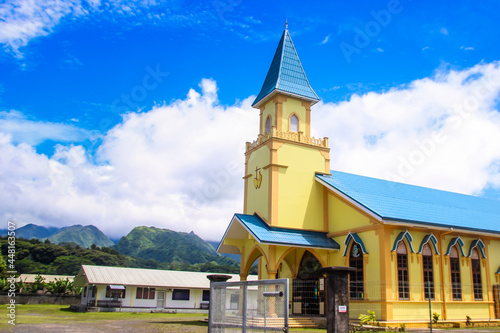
[0,304,208,331]
[3,305,500,332]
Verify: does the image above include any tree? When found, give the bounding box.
[0,256,7,278]
[45,278,81,295]
[26,275,46,293]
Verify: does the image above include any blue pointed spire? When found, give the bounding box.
[252,28,320,108]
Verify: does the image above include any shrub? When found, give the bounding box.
[359,310,377,326]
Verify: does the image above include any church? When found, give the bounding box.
[217,26,500,323]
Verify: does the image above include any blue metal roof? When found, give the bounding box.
[252,29,320,107]
[234,213,339,250]
[317,170,500,234]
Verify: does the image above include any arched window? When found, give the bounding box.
[290,114,299,132]
[397,241,410,300]
[471,248,483,300]
[265,116,271,134]
[349,242,364,300]
[422,243,435,300]
[450,246,462,300]
[297,251,322,280]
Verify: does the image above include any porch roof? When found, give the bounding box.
[218,213,340,254]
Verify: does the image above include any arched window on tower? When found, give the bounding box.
[349,242,364,300]
[290,114,299,132]
[450,246,462,300]
[397,241,410,300]
[422,243,435,300]
[471,248,483,300]
[266,116,271,134]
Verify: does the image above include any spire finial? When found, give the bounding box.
[285,19,288,30]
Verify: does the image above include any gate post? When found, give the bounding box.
[321,267,356,333]
[207,274,232,333]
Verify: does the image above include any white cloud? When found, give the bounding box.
[0,110,95,145]
[3,63,500,241]
[320,34,330,45]
[0,0,90,57]
[460,46,474,51]
[313,61,500,195]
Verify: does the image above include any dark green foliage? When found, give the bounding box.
[0,235,241,276]
[46,278,80,294]
[26,274,46,293]
[0,237,131,275]
[0,255,6,278]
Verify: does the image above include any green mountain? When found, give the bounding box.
[48,225,114,248]
[0,223,59,239]
[113,227,239,268]
[0,237,168,276]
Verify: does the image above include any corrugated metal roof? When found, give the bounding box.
[74,265,257,288]
[317,170,500,234]
[18,274,74,283]
[232,214,340,250]
[252,28,319,108]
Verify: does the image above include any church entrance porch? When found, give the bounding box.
[291,250,325,317]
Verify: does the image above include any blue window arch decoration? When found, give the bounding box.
[445,237,466,256]
[343,232,368,257]
[468,239,486,258]
[391,231,415,253]
[417,234,440,255]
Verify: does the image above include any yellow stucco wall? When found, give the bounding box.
[487,239,500,285]
[327,194,372,232]
[245,145,270,219]
[276,143,325,230]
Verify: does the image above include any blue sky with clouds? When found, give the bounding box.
[1,0,500,240]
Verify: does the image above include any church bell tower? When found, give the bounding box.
[243,26,330,231]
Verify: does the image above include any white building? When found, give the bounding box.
[74,265,257,310]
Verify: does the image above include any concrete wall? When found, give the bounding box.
[0,293,80,305]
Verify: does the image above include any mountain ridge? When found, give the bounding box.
[113,226,238,268]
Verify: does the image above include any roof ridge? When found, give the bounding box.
[317,171,500,234]
[327,170,500,204]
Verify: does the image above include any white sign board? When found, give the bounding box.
[338,305,347,313]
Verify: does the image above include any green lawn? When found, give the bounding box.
[1,304,208,331]
[0,304,329,331]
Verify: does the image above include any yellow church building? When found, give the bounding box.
[218,26,500,323]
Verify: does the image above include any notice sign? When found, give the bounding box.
[338,305,347,313]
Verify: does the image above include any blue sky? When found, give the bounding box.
[1,0,500,240]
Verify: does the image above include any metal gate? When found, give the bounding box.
[292,278,325,316]
[209,278,289,332]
